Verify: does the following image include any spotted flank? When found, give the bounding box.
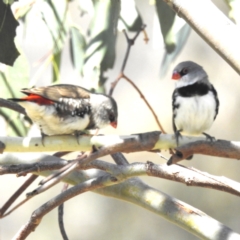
[55,98,91,118]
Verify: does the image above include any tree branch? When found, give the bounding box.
[0,98,26,115]
[0,132,204,153]
[12,161,240,240]
[0,154,240,196]
[1,134,240,164]
[163,0,240,74]
[169,139,240,164]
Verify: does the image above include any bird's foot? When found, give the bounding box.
[74,130,89,144]
[41,132,47,146]
[202,132,215,142]
[186,155,193,160]
[175,129,183,146]
[92,144,99,153]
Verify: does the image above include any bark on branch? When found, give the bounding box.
[1,134,240,164]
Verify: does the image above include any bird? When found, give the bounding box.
[170,61,219,159]
[9,84,118,144]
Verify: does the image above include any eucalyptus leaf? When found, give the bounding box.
[155,0,176,53]
[119,0,143,32]
[41,0,69,82]
[0,0,20,65]
[160,22,191,78]
[225,0,240,25]
[154,0,191,77]
[83,0,120,92]
[69,26,86,74]
[0,52,30,136]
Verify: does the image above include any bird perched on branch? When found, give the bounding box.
[9,84,118,143]
[171,61,219,148]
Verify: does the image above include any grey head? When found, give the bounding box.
[172,61,210,88]
[89,93,118,129]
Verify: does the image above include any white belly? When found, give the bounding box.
[19,102,90,135]
[174,92,216,135]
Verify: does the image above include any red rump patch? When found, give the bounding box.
[23,94,54,105]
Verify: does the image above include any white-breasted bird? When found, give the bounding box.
[171,61,219,146]
[9,84,118,143]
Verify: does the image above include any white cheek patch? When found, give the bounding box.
[174,91,216,135]
[175,76,199,88]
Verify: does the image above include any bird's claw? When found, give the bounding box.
[41,132,46,147]
[202,132,215,142]
[74,130,87,144]
[175,129,183,146]
[92,144,99,153]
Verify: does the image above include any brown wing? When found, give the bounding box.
[21,84,91,102]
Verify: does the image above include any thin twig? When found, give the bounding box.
[38,152,87,186]
[0,98,26,115]
[3,196,34,218]
[27,162,78,197]
[108,25,165,133]
[109,25,147,96]
[111,152,129,165]
[1,72,16,98]
[122,74,166,133]
[0,174,38,217]
[13,174,119,240]
[0,109,23,136]
[142,28,149,44]
[58,183,69,240]
[110,73,166,132]
[18,152,70,177]
[1,152,70,217]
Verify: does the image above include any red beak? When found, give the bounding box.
[110,121,117,128]
[172,71,181,80]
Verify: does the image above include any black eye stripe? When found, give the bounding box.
[180,68,188,76]
[109,114,115,122]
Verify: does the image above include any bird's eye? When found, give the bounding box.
[109,113,115,122]
[181,68,188,76]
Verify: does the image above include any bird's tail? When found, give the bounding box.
[8,94,54,105]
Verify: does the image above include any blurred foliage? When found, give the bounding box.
[0,0,19,65]
[0,52,29,136]
[225,0,240,25]
[0,0,237,136]
[0,0,191,87]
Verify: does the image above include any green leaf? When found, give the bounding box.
[160,23,191,78]
[155,0,191,77]
[3,0,16,5]
[69,26,86,74]
[155,0,176,53]
[41,0,69,82]
[51,51,61,83]
[83,0,120,92]
[0,51,30,136]
[119,0,143,32]
[225,0,240,25]
[0,0,20,66]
